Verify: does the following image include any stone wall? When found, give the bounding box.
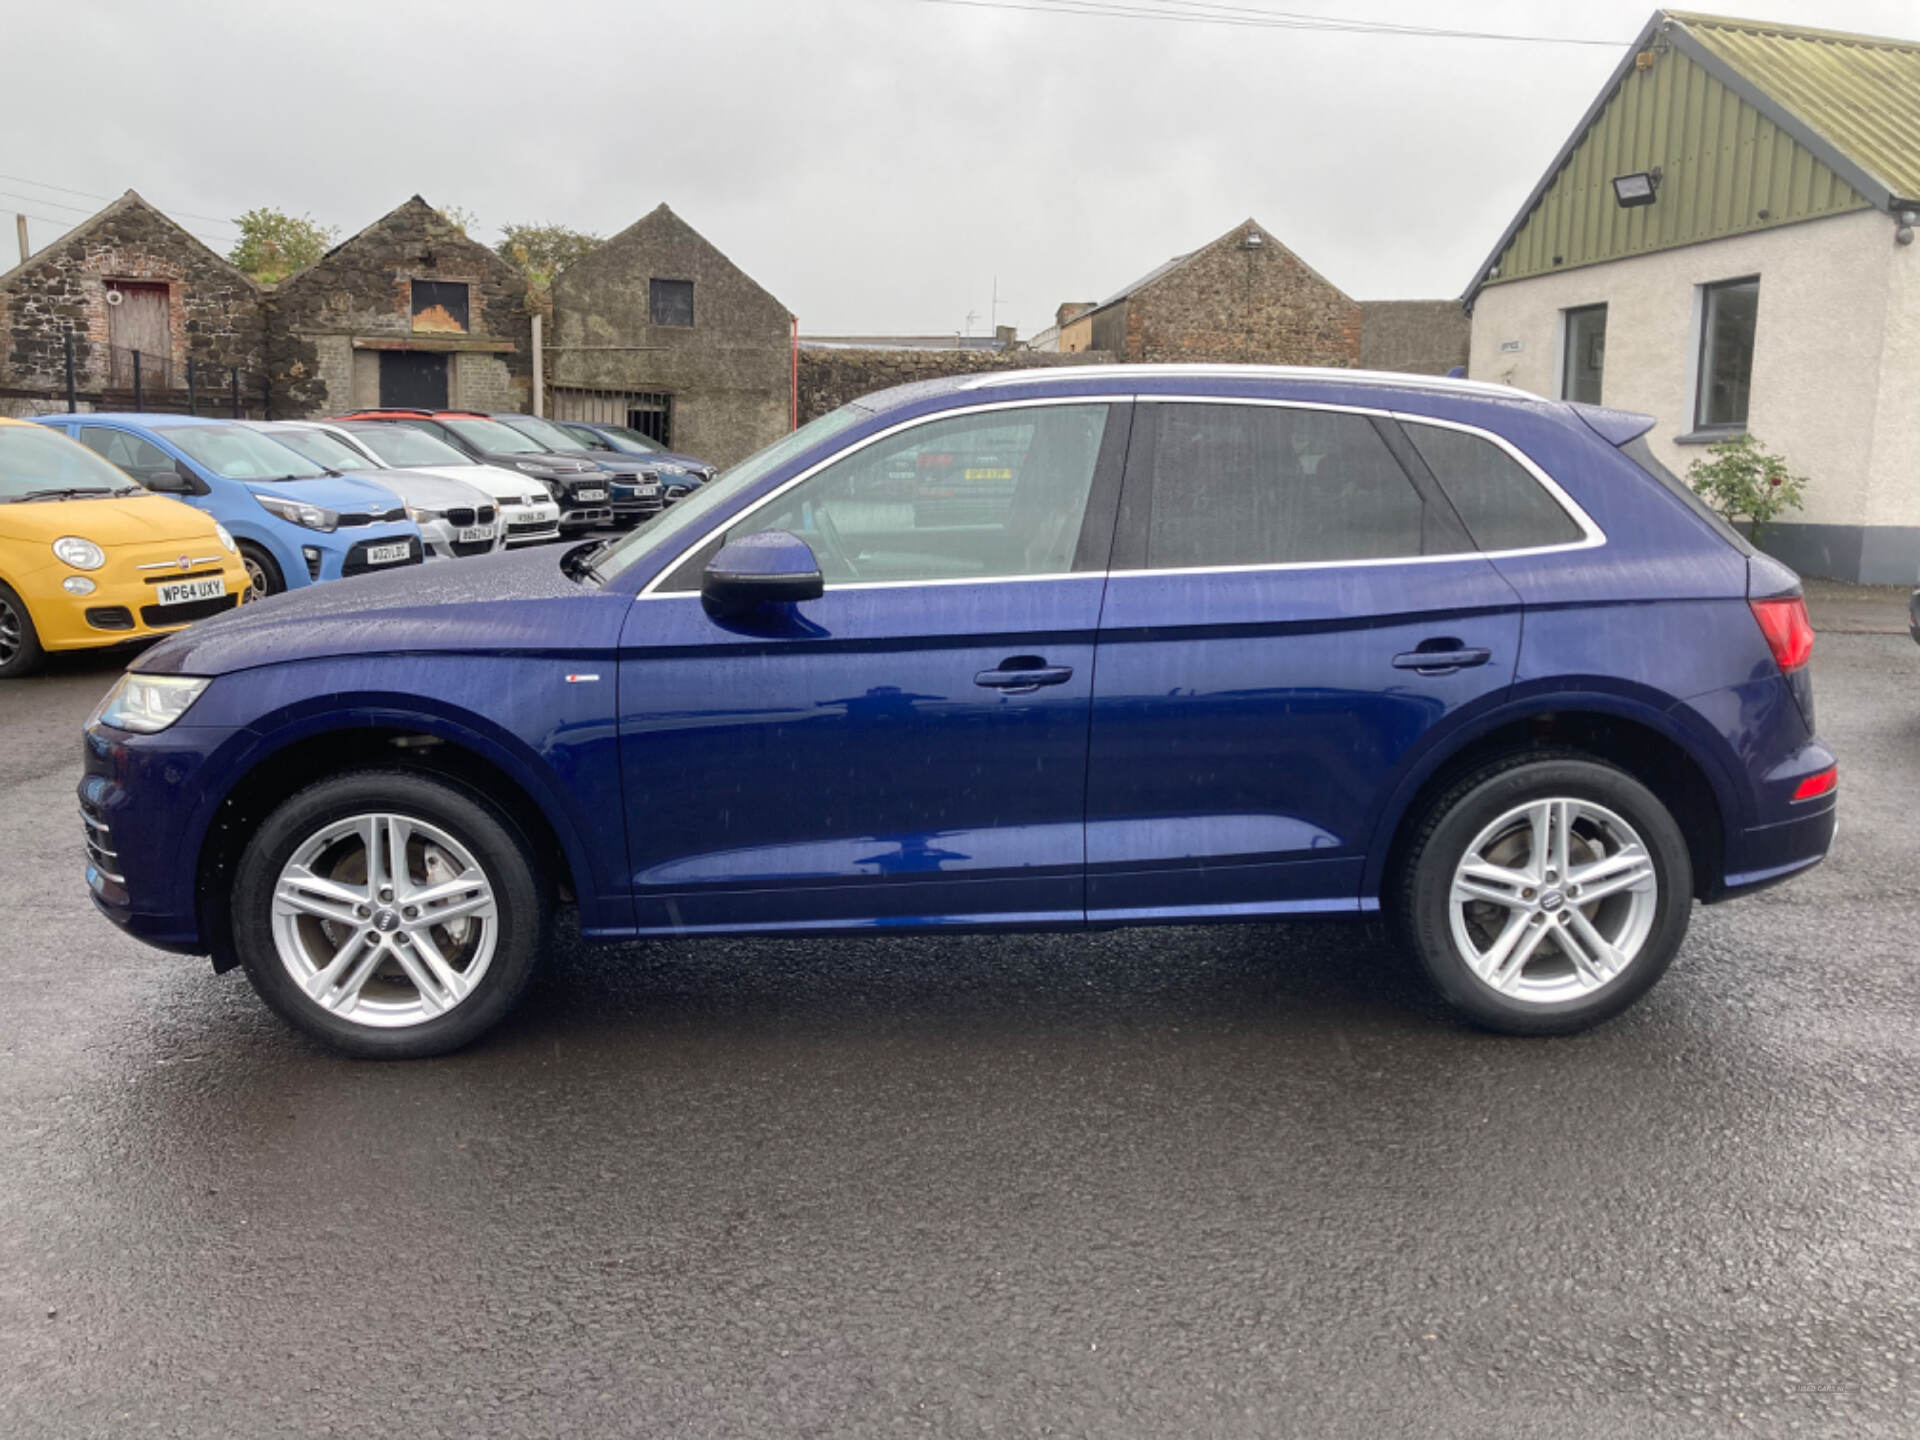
[269,196,531,417]
[796,347,1112,424]
[0,191,264,400]
[1360,300,1470,375]
[1123,221,1362,367]
[552,204,793,468]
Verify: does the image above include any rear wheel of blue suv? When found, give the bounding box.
[76,366,1837,1058]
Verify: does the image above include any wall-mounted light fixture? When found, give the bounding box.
[1897,208,1917,246]
[1239,228,1265,251]
[1612,168,1662,207]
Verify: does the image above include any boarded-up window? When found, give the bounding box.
[649,278,694,327]
[411,281,470,334]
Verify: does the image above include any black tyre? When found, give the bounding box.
[238,542,285,597]
[231,769,547,1058]
[0,582,46,678]
[1394,754,1693,1035]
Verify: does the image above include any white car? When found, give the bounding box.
[316,421,564,547]
[245,422,504,561]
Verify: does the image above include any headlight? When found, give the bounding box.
[92,673,211,734]
[405,505,446,524]
[653,462,687,476]
[214,524,237,553]
[53,536,106,570]
[512,460,552,475]
[63,576,97,596]
[252,493,339,532]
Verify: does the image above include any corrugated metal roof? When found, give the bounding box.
[1676,10,1920,204]
[1466,9,1920,300]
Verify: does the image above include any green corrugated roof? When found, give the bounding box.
[1677,11,1920,204]
[1467,9,1920,301]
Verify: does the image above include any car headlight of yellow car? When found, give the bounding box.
[91,673,212,734]
[53,536,106,570]
[215,524,237,553]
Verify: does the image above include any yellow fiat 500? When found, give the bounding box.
[0,417,251,678]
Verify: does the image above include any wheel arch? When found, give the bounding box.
[193,710,598,972]
[1365,693,1738,907]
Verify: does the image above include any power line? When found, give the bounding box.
[0,171,240,232]
[906,0,1623,45]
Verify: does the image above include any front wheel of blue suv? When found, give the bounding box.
[1395,754,1694,1035]
[231,770,548,1058]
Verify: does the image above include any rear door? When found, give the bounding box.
[616,399,1129,933]
[1084,398,1525,921]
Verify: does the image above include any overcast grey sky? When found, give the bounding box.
[6,1,1917,335]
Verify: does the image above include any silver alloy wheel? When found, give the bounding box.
[242,553,271,596]
[270,812,499,1029]
[0,595,21,665]
[1448,797,1658,1004]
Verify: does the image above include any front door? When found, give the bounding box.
[616,400,1129,933]
[107,282,170,387]
[379,350,449,409]
[1084,400,1524,921]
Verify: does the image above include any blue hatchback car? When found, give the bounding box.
[33,414,423,595]
[77,367,1836,1057]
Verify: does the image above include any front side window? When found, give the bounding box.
[1696,277,1758,430]
[1141,404,1438,569]
[724,404,1111,585]
[649,279,694,327]
[77,426,176,483]
[1561,304,1607,405]
[1404,422,1584,553]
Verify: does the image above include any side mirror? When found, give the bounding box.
[143,469,198,495]
[702,530,824,618]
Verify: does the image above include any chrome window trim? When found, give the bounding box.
[1388,410,1606,553]
[634,394,1606,600]
[635,395,1121,599]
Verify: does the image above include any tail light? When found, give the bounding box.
[1792,766,1838,802]
[1750,595,1814,672]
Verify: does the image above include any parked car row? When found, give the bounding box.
[0,406,715,675]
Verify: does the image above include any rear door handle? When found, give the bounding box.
[975,657,1075,693]
[1392,646,1492,675]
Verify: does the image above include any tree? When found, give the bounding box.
[439,204,480,237]
[228,208,338,283]
[1686,434,1808,544]
[495,223,603,291]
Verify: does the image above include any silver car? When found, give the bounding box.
[245,422,504,560]
[312,421,565,548]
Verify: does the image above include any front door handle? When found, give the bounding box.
[975,656,1074,694]
[1392,645,1492,676]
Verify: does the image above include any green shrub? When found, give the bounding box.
[1686,434,1807,544]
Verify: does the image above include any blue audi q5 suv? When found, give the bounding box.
[78,367,1836,1057]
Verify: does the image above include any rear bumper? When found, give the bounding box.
[1710,799,1837,901]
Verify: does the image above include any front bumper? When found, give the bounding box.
[21,551,252,652]
[499,500,562,546]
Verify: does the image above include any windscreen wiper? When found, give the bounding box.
[16,487,113,501]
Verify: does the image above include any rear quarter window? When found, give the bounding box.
[1403,422,1584,552]
[1617,435,1755,556]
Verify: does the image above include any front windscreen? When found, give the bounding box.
[0,425,141,499]
[504,415,592,452]
[266,427,366,473]
[168,425,331,480]
[346,424,474,468]
[444,418,546,454]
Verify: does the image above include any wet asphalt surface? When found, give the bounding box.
[2,631,1916,1438]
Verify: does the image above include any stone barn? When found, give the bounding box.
[0,190,264,413]
[270,196,532,417]
[550,205,792,468]
[1053,218,1363,367]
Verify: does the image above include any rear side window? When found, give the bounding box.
[1403,422,1584,552]
[1142,403,1440,568]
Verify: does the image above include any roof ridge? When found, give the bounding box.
[1667,9,1920,52]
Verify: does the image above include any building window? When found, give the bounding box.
[1561,304,1606,405]
[411,280,470,335]
[1695,277,1759,431]
[649,278,694,328]
[550,388,675,448]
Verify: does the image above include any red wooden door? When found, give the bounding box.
[108,282,170,386]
